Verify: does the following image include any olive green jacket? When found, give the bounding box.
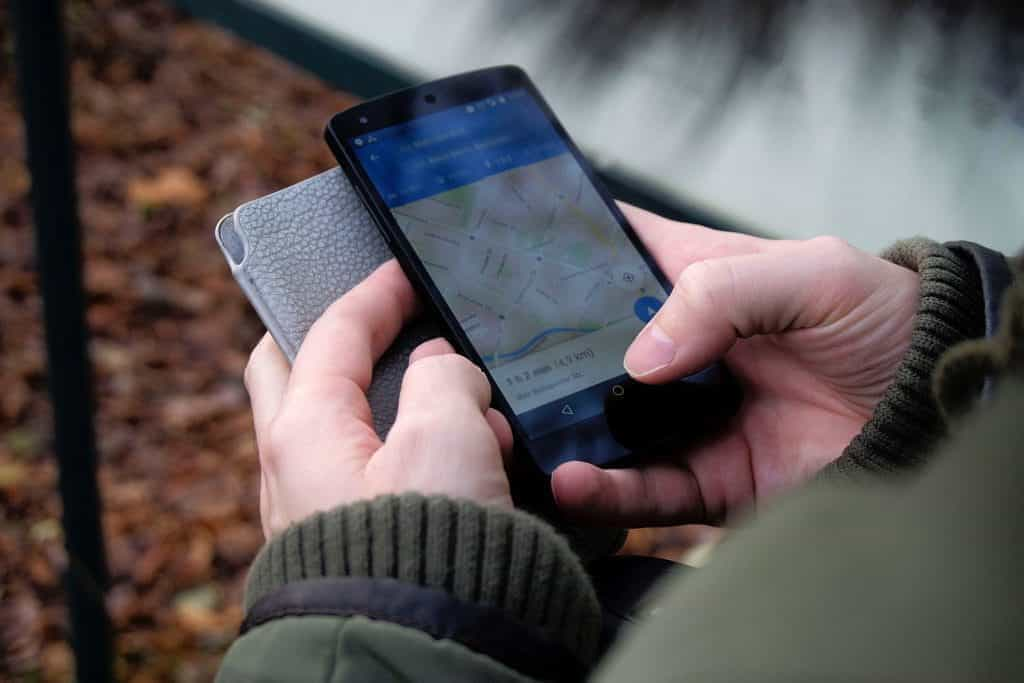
[217,240,1022,682]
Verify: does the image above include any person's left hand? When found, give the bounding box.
[243,260,514,539]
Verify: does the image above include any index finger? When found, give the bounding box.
[289,260,418,406]
[618,202,770,279]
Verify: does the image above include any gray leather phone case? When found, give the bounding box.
[215,167,437,436]
[215,167,626,559]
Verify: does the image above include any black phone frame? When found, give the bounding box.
[325,65,738,490]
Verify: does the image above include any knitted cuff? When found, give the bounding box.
[933,275,1023,420]
[823,239,985,479]
[244,494,602,662]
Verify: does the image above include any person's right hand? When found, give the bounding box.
[552,205,921,526]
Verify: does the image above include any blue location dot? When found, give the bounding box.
[634,296,663,323]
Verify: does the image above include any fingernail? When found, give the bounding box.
[624,321,677,377]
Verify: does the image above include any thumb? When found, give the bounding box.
[624,239,848,382]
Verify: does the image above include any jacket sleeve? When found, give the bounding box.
[821,238,1014,479]
[216,495,601,682]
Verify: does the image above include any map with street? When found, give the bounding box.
[394,152,657,373]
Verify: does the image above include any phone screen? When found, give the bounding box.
[348,88,672,465]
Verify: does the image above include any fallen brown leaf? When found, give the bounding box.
[126,167,208,208]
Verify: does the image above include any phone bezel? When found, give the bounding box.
[325,65,732,478]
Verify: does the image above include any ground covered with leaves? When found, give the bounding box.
[0,2,698,680]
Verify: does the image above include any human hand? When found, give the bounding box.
[244,261,513,539]
[552,205,920,526]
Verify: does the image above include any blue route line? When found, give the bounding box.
[482,326,598,363]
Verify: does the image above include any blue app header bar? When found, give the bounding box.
[351,89,568,207]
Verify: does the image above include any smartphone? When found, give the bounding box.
[326,66,740,477]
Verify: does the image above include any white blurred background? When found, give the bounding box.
[255,0,1022,252]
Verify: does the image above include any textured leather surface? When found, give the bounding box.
[221,167,437,436]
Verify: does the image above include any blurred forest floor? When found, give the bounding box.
[0,1,705,680]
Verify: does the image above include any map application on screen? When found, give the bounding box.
[353,90,668,438]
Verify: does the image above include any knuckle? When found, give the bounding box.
[806,235,863,273]
[392,410,493,453]
[403,352,446,379]
[408,353,484,384]
[401,353,491,412]
[447,353,486,377]
[454,357,491,398]
[808,235,853,259]
[389,414,434,447]
[675,259,726,315]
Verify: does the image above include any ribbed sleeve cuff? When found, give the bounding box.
[244,494,602,662]
[823,238,985,479]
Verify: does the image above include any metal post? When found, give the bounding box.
[10,2,114,681]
